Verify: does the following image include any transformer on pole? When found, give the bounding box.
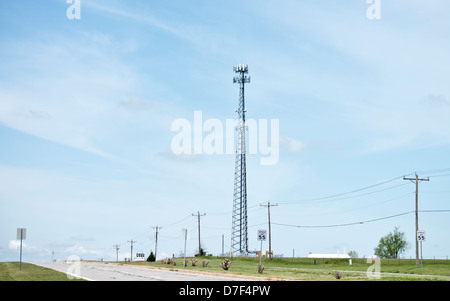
[231,64,250,255]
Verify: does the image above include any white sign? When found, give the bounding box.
[417,230,426,242]
[181,228,190,240]
[17,228,26,240]
[257,229,267,241]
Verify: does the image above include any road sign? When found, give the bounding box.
[17,228,26,240]
[417,230,426,242]
[257,229,266,241]
[17,228,26,270]
[417,230,426,275]
[181,228,190,240]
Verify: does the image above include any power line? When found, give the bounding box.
[279,182,411,205]
[161,215,192,229]
[275,169,449,206]
[273,211,413,229]
[272,210,450,229]
[276,192,414,219]
[113,169,449,258]
[417,167,450,175]
[277,175,410,205]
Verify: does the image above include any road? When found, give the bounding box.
[35,261,241,281]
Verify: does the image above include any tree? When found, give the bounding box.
[147,251,155,262]
[195,245,207,257]
[348,250,358,258]
[374,227,408,259]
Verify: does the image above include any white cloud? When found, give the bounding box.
[71,235,96,242]
[0,37,129,158]
[83,1,197,44]
[65,245,99,256]
[8,240,51,256]
[0,31,177,165]
[254,1,450,153]
[8,240,22,250]
[280,136,306,154]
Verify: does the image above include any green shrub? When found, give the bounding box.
[147,251,156,262]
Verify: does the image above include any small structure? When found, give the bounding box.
[307,253,350,259]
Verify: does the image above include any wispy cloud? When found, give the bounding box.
[9,240,51,256]
[250,1,450,153]
[0,32,155,164]
[83,0,193,42]
[280,136,306,154]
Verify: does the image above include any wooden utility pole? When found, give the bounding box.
[113,244,120,262]
[127,240,136,262]
[403,173,429,265]
[192,212,206,255]
[260,202,278,260]
[152,226,162,260]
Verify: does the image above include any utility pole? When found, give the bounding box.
[127,240,136,262]
[152,226,162,260]
[113,244,120,262]
[260,201,278,260]
[404,173,429,265]
[192,212,206,255]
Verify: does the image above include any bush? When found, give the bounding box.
[147,251,156,262]
[195,247,207,257]
[334,271,343,279]
[221,258,231,270]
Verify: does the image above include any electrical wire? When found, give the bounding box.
[274,168,450,205]
[115,169,450,251]
[272,210,450,229]
[279,182,412,205]
[276,175,411,205]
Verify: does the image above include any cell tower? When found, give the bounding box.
[231,64,250,255]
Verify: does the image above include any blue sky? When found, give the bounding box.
[1,0,450,263]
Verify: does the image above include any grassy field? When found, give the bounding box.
[126,256,450,281]
[1,257,449,281]
[0,262,85,281]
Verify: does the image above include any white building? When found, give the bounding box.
[307,253,350,259]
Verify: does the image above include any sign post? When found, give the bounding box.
[17,228,26,270]
[182,228,189,268]
[257,229,266,266]
[417,230,425,275]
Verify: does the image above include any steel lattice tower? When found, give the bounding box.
[231,64,250,255]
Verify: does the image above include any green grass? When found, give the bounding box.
[125,256,450,281]
[4,258,447,281]
[0,262,85,281]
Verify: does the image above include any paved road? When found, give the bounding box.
[35,261,240,281]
